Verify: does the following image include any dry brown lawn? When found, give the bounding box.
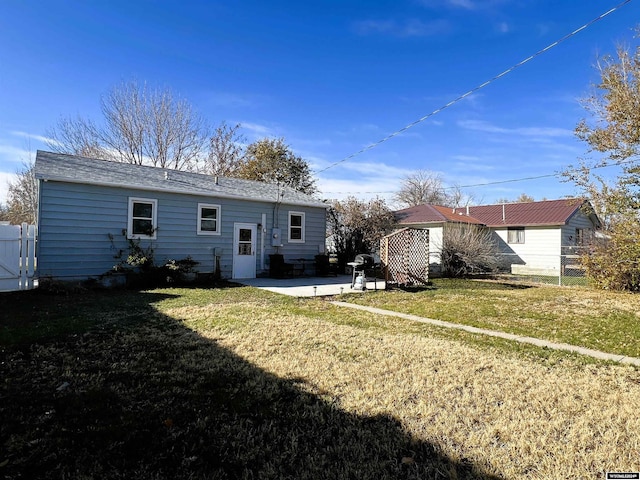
[2,285,640,479]
[167,292,640,479]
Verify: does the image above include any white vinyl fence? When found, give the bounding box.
[0,223,37,292]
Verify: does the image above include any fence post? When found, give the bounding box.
[27,224,36,289]
[20,223,27,290]
[17,223,37,290]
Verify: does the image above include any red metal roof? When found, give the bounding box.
[396,198,587,227]
[394,204,483,225]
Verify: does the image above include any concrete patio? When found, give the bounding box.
[237,274,385,297]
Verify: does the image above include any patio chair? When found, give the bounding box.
[269,254,294,278]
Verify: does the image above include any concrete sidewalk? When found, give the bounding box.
[237,277,640,366]
[331,301,640,367]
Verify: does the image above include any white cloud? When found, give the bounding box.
[458,119,573,138]
[496,22,510,34]
[10,131,54,145]
[0,143,33,163]
[315,158,415,203]
[448,0,476,9]
[353,18,450,37]
[536,22,552,37]
[0,171,17,204]
[418,0,508,10]
[335,123,382,137]
[239,122,278,140]
[0,130,48,170]
[451,157,495,172]
[206,92,271,109]
[0,132,47,204]
[315,156,413,178]
[316,176,397,202]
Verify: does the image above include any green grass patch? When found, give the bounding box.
[343,278,640,358]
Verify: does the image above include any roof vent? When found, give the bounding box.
[164,171,169,181]
[214,176,219,185]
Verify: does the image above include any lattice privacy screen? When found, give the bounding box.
[380,228,429,287]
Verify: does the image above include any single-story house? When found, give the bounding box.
[34,150,328,282]
[394,198,601,276]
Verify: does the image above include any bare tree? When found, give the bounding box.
[47,80,207,170]
[394,171,448,207]
[394,170,471,208]
[47,116,103,159]
[3,162,38,225]
[202,122,247,176]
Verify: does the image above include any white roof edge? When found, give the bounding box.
[36,174,329,209]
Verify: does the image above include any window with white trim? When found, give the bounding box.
[288,211,305,243]
[128,197,157,239]
[507,226,525,244]
[197,203,221,235]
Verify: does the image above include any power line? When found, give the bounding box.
[319,157,638,196]
[314,0,632,176]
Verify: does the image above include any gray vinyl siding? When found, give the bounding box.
[561,210,596,246]
[38,181,327,281]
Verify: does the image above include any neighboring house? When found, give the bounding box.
[394,199,601,276]
[34,150,328,281]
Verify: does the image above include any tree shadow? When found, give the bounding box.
[1,289,504,479]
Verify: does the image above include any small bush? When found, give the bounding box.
[107,231,199,288]
[581,220,640,291]
[441,225,499,277]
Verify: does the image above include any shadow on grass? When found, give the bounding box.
[1,288,503,480]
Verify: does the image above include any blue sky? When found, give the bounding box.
[0,0,637,206]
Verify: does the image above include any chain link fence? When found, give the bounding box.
[494,247,588,286]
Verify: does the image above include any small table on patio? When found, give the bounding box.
[292,258,313,276]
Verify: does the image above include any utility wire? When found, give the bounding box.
[319,156,638,196]
[314,0,632,176]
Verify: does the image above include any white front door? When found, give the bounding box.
[232,223,257,279]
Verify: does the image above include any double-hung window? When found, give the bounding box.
[197,203,221,235]
[288,211,305,243]
[128,197,157,239]
[575,228,589,246]
[507,226,525,244]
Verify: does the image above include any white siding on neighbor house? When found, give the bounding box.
[388,224,443,274]
[493,226,562,273]
[37,181,327,281]
[426,225,444,272]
